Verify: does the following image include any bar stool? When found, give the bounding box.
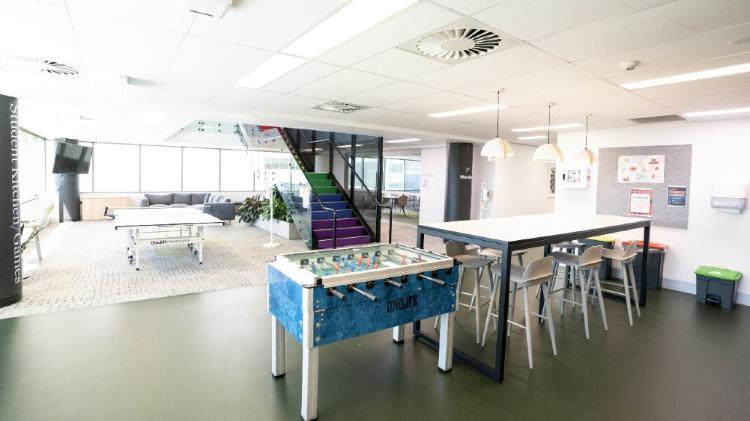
[600,242,641,326]
[547,241,585,302]
[481,256,557,369]
[443,240,493,343]
[547,245,607,339]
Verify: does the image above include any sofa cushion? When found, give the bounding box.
[214,195,225,203]
[204,193,214,204]
[145,193,173,206]
[191,193,207,205]
[169,203,189,208]
[173,193,192,205]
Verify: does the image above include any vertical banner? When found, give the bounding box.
[0,94,22,307]
[444,142,473,222]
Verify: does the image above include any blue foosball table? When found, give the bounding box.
[268,243,459,421]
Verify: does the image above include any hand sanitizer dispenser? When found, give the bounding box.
[711,181,747,213]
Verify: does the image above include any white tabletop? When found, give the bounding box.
[113,207,224,229]
[419,213,648,244]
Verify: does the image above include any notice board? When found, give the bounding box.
[596,145,692,229]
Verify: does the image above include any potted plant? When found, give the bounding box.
[239,186,298,239]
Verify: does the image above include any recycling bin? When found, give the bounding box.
[623,241,667,290]
[695,266,742,310]
[580,235,616,281]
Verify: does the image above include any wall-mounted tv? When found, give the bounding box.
[52,142,93,174]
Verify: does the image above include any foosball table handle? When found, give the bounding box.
[385,279,404,288]
[327,288,346,300]
[418,273,445,286]
[347,285,378,302]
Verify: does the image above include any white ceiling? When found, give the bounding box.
[2,0,750,148]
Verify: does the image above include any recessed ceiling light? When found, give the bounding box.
[428,103,507,118]
[512,123,582,132]
[517,135,547,140]
[621,62,750,90]
[235,53,306,88]
[282,0,418,59]
[681,106,750,118]
[385,138,421,143]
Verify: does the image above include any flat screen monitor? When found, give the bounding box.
[52,142,93,174]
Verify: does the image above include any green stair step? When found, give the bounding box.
[312,186,338,194]
[305,172,329,180]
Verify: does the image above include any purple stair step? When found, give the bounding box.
[311,218,360,229]
[313,226,367,239]
[318,235,371,249]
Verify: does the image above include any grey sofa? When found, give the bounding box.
[139,193,234,221]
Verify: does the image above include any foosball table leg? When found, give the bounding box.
[271,316,285,378]
[437,312,455,373]
[392,325,405,344]
[301,346,319,421]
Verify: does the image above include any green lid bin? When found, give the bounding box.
[695,266,742,309]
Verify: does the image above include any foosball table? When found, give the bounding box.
[267,243,459,421]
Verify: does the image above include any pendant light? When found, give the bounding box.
[480,90,514,161]
[532,104,564,163]
[574,115,597,165]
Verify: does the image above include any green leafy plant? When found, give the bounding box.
[239,186,293,224]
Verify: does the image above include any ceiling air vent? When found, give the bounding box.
[0,56,79,76]
[416,28,502,60]
[313,101,368,114]
[629,115,686,124]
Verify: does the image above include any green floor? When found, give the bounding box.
[0,287,748,420]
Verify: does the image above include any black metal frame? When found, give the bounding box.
[413,218,651,382]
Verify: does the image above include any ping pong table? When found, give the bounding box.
[112,207,224,270]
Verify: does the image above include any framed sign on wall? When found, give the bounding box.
[629,188,654,217]
[617,155,665,183]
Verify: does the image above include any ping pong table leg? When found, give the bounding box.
[197,226,204,264]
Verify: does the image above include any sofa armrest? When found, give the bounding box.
[204,202,234,221]
[139,197,149,207]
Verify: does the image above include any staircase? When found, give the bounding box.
[307,172,371,248]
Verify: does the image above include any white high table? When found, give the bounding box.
[414,213,651,382]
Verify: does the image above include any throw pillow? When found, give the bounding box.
[173,193,192,205]
[145,193,173,206]
[191,193,207,205]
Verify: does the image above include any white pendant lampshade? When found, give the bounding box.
[482,90,513,160]
[533,104,564,163]
[481,137,514,160]
[532,143,563,162]
[574,115,597,165]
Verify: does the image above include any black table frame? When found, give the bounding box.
[414,218,651,382]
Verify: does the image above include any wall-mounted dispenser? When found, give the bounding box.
[711,181,747,213]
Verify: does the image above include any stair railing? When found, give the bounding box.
[306,136,394,244]
[313,195,339,249]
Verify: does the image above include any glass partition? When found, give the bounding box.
[276,157,314,249]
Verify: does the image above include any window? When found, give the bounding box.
[220,149,253,191]
[384,159,405,190]
[404,160,420,191]
[77,142,94,193]
[93,143,139,192]
[256,152,291,191]
[17,130,46,201]
[141,146,181,192]
[182,148,219,191]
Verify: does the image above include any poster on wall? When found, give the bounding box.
[628,188,654,216]
[547,165,556,198]
[617,155,665,183]
[667,186,687,207]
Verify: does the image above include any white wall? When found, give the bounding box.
[476,143,555,219]
[419,146,447,223]
[556,119,750,304]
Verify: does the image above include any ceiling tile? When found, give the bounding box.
[152,77,226,104]
[0,1,79,63]
[261,94,326,113]
[207,87,281,109]
[432,0,506,15]
[383,91,480,114]
[576,23,750,79]
[473,0,674,41]
[264,61,341,93]
[342,82,439,107]
[294,69,395,99]
[533,8,695,62]
[409,45,566,90]
[67,0,193,32]
[71,11,185,78]
[166,35,273,85]
[652,0,750,34]
[189,0,350,51]
[317,2,461,66]
[351,48,449,79]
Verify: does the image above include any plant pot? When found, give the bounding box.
[252,218,301,240]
